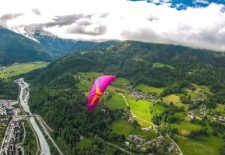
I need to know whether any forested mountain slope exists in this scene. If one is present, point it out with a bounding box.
[26,41,225,154]
[0,28,50,65]
[29,41,225,93]
[34,33,116,57]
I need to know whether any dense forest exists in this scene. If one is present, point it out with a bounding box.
[0,28,50,65]
[34,33,116,58]
[29,73,127,154]
[0,27,116,65]
[28,41,225,104]
[26,41,225,154]
[0,79,18,99]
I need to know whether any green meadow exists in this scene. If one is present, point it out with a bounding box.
[163,94,187,108]
[111,119,157,139]
[172,122,202,136]
[77,138,92,149]
[176,135,223,155]
[107,93,127,110]
[0,62,48,79]
[136,84,164,96]
[152,62,174,70]
[127,97,152,121]
[111,119,132,136]
[75,72,224,155]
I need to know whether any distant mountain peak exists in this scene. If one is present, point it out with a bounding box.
[0,28,50,65]
[10,25,56,42]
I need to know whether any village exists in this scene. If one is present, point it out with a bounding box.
[73,72,224,154]
[130,90,157,102]
[0,100,26,155]
[124,132,178,154]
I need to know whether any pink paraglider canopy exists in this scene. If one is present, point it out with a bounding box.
[87,75,116,112]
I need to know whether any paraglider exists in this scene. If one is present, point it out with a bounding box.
[87,75,116,112]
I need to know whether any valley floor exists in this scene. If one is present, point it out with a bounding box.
[0,64,224,155]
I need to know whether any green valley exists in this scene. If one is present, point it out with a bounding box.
[1,41,224,155]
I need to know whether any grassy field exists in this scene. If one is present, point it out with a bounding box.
[152,62,174,69]
[187,84,212,101]
[109,85,128,94]
[81,72,100,78]
[76,71,223,154]
[107,93,127,110]
[176,135,223,155]
[77,79,91,90]
[127,97,152,122]
[111,119,132,136]
[150,104,166,114]
[113,78,129,87]
[111,119,157,139]
[163,94,187,108]
[132,128,158,140]
[136,84,164,96]
[0,62,48,79]
[77,138,92,149]
[78,72,99,79]
[172,122,202,136]
[214,104,225,116]
[77,73,128,108]
[77,72,124,91]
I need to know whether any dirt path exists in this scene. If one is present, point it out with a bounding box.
[118,93,183,155]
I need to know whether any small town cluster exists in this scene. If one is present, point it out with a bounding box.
[0,100,27,155]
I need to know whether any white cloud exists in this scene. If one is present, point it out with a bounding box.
[32,8,41,16]
[0,0,225,51]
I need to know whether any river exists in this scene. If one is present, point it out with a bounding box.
[17,78,50,155]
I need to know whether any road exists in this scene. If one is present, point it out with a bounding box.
[119,93,156,127]
[167,135,183,155]
[36,115,64,155]
[118,93,183,155]
[0,105,25,155]
[0,118,13,154]
[105,141,132,155]
[35,115,54,133]
[17,78,51,155]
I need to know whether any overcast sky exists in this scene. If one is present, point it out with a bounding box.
[0,0,225,51]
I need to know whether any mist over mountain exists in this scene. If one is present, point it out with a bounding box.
[1,0,225,51]
[0,28,50,65]
[0,1,224,154]
[34,33,117,57]
[0,27,117,65]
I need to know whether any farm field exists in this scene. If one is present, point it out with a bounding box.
[172,122,202,136]
[0,62,48,79]
[127,97,152,121]
[136,84,164,96]
[152,62,174,70]
[163,94,187,108]
[107,93,127,110]
[75,72,224,155]
[176,135,223,155]
[111,119,157,139]
[111,119,132,136]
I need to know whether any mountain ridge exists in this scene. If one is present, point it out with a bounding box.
[25,40,225,155]
[0,28,50,65]
[34,33,117,57]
